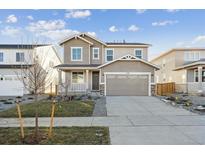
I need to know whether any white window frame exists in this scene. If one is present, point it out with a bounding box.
[0,52,3,62]
[105,48,114,62]
[16,52,25,62]
[71,47,83,61]
[71,71,85,84]
[184,52,200,61]
[92,48,100,60]
[134,48,143,59]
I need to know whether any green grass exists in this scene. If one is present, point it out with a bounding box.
[0,127,110,145]
[0,100,94,117]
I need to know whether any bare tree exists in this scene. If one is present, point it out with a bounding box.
[16,44,54,143]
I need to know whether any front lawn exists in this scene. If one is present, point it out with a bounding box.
[0,100,94,117]
[0,127,110,145]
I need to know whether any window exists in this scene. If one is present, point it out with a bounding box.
[106,49,113,62]
[93,48,99,60]
[0,52,3,62]
[72,72,84,84]
[16,52,24,62]
[184,52,200,61]
[194,69,205,82]
[71,47,82,61]
[135,49,142,59]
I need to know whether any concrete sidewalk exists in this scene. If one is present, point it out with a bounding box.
[1,115,205,144]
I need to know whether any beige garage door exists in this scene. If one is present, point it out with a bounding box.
[106,74,149,96]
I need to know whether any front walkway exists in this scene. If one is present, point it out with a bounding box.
[1,96,205,144]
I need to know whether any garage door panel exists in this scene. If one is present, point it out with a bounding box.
[106,74,149,96]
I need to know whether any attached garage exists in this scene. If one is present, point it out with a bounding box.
[0,75,24,96]
[105,73,150,96]
[98,55,159,96]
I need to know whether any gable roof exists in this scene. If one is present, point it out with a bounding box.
[59,33,106,46]
[98,54,160,70]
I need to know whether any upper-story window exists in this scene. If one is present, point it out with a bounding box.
[135,49,142,59]
[184,52,200,61]
[93,48,99,60]
[16,52,24,62]
[106,49,114,62]
[0,52,3,62]
[71,47,82,61]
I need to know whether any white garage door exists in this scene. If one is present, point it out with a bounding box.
[105,73,150,96]
[0,75,24,96]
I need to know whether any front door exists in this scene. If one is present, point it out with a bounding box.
[92,71,99,90]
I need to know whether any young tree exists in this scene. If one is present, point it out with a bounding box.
[16,44,53,143]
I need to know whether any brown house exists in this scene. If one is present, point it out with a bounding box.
[56,33,159,96]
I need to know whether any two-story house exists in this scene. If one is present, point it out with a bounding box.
[0,44,62,96]
[151,48,205,94]
[56,33,159,96]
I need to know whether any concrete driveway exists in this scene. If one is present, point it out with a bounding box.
[106,96,205,145]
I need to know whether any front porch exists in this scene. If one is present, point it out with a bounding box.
[56,65,100,94]
[175,60,205,94]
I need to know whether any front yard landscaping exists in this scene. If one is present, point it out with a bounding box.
[0,100,94,117]
[0,127,110,145]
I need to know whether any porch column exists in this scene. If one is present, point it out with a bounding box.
[58,70,62,85]
[58,69,62,95]
[86,70,89,90]
[198,66,203,93]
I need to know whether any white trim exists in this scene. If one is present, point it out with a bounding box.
[77,36,94,45]
[71,47,83,61]
[105,48,114,62]
[134,48,143,59]
[92,47,100,60]
[98,54,159,69]
[104,72,151,96]
[89,45,91,64]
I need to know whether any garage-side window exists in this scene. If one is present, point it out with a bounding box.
[135,49,142,59]
[106,49,113,62]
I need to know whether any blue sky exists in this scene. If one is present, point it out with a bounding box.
[0,9,205,59]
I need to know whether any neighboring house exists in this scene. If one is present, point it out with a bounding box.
[56,33,159,96]
[151,48,205,94]
[0,44,62,96]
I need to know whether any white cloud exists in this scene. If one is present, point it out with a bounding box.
[192,35,205,44]
[109,26,118,32]
[152,20,178,26]
[166,9,179,13]
[27,15,34,20]
[6,14,18,23]
[128,25,139,32]
[27,19,66,32]
[1,26,21,37]
[136,9,146,14]
[65,10,91,19]
[87,32,96,37]
[39,29,79,41]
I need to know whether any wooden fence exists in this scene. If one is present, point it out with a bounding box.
[156,82,175,96]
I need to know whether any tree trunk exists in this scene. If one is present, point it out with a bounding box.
[34,94,39,143]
